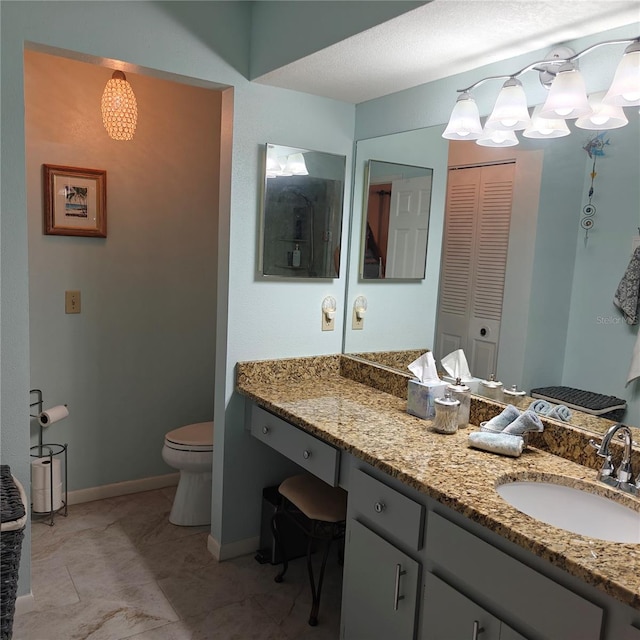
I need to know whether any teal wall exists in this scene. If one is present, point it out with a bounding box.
[563,116,640,426]
[1,0,354,596]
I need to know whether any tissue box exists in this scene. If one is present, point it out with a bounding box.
[407,379,448,419]
[442,375,482,394]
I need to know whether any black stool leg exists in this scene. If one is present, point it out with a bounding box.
[307,521,335,627]
[271,506,288,583]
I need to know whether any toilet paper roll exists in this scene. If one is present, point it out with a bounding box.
[38,405,69,427]
[31,457,62,492]
[32,483,63,513]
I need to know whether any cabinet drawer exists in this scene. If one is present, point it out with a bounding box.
[250,404,339,486]
[350,468,425,550]
[426,512,603,640]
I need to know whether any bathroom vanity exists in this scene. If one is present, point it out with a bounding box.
[237,355,640,640]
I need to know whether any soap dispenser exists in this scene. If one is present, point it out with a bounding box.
[292,244,301,268]
[447,377,471,429]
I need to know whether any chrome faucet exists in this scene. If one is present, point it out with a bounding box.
[590,423,637,495]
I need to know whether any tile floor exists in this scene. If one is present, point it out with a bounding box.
[13,487,342,640]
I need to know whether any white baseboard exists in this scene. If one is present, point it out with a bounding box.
[14,593,35,616]
[207,533,260,561]
[67,473,179,505]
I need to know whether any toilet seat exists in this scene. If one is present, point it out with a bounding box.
[164,421,213,452]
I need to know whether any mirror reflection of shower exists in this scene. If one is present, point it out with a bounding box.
[260,144,346,279]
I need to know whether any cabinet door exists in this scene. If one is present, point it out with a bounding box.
[342,519,420,640]
[500,624,528,640]
[421,572,501,640]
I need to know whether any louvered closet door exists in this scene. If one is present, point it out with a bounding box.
[435,163,515,380]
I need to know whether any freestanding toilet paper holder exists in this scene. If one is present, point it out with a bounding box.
[29,389,68,526]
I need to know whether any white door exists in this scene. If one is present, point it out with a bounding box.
[385,174,433,278]
[435,162,515,380]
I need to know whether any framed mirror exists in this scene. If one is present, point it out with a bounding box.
[259,143,346,278]
[361,160,433,280]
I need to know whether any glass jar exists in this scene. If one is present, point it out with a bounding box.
[433,393,460,434]
[480,373,503,402]
[447,377,471,428]
[503,384,527,408]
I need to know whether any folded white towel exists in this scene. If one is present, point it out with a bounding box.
[468,432,524,458]
[481,405,521,432]
[503,410,544,435]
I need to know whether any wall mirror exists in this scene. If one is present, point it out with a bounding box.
[360,160,433,280]
[260,143,345,278]
[343,116,640,432]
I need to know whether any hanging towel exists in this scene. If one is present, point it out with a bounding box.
[614,246,640,325]
[628,329,640,385]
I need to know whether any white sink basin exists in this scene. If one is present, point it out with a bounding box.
[496,479,640,543]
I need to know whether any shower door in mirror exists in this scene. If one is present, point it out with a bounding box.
[259,143,346,279]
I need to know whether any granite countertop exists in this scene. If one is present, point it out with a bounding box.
[236,355,640,611]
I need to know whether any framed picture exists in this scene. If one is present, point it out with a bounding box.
[43,164,107,237]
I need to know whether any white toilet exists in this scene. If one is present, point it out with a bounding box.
[162,421,214,526]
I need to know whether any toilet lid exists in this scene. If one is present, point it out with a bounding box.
[165,421,213,451]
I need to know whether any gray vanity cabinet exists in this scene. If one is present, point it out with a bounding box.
[422,572,526,640]
[342,519,420,640]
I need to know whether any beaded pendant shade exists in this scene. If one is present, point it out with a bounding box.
[101,70,137,141]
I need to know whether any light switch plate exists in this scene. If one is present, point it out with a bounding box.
[352,307,364,330]
[65,290,81,314]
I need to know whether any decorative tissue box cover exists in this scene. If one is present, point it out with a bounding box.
[407,379,448,419]
[442,375,482,394]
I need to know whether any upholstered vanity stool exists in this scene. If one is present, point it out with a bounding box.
[271,473,347,626]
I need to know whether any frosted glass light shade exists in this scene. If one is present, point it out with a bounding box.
[284,153,309,175]
[539,65,591,119]
[442,92,482,140]
[485,78,531,131]
[476,128,519,147]
[522,105,570,138]
[101,71,137,141]
[576,91,628,130]
[603,42,640,106]
[266,146,282,178]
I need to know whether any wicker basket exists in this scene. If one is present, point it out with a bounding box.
[0,466,27,640]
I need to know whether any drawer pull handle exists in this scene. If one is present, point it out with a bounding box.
[393,564,406,611]
[471,620,484,639]
[303,449,311,460]
[374,501,385,513]
[262,426,270,435]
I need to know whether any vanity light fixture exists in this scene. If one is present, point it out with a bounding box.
[476,128,519,147]
[485,78,531,131]
[442,36,640,146]
[101,70,137,141]
[575,91,629,130]
[265,146,309,178]
[522,105,570,139]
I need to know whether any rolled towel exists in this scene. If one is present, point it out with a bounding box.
[503,410,544,435]
[481,404,521,432]
[546,404,571,421]
[468,432,524,458]
[528,399,552,415]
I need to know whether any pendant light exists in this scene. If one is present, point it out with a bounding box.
[604,40,640,106]
[576,92,628,130]
[101,70,138,141]
[442,92,483,140]
[539,64,591,119]
[485,78,531,131]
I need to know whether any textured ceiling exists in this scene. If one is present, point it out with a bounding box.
[254,0,640,104]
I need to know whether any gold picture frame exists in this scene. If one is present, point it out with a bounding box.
[44,164,107,237]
